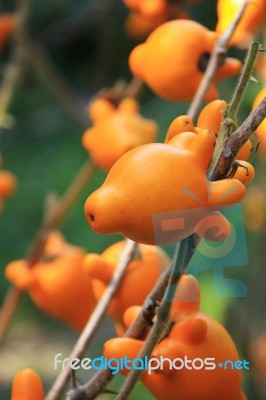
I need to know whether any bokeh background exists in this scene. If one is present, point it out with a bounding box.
[0,0,265,399]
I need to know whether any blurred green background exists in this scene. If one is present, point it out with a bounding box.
[0,0,266,399]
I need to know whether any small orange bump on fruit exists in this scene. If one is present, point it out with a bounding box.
[197,100,227,135]
[11,369,44,400]
[165,115,196,143]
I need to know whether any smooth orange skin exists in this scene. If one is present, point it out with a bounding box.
[129,20,241,102]
[0,170,17,198]
[123,0,168,18]
[165,116,196,143]
[216,0,266,48]
[11,369,44,400]
[85,130,247,245]
[197,100,227,135]
[5,232,95,330]
[0,13,17,51]
[83,97,158,171]
[236,140,252,161]
[104,275,246,400]
[83,240,170,334]
[253,87,266,149]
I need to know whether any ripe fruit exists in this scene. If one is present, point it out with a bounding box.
[11,369,44,400]
[83,240,170,335]
[216,0,266,48]
[129,20,241,101]
[104,275,246,400]
[5,231,95,330]
[83,97,158,170]
[85,129,250,245]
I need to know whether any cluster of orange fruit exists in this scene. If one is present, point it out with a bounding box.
[9,275,247,400]
[7,95,257,397]
[5,1,266,399]
[104,275,247,400]
[123,0,266,48]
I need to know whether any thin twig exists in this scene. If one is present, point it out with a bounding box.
[187,0,249,121]
[45,239,138,400]
[0,159,96,342]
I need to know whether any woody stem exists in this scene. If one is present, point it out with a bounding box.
[208,41,260,177]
